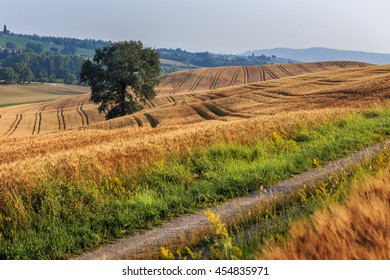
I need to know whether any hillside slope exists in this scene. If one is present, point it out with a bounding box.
[0,61,370,137]
[245,47,390,64]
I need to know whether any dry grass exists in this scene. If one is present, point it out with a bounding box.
[259,164,390,260]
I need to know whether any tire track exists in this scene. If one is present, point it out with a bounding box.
[209,67,227,89]
[316,62,328,71]
[145,100,155,109]
[76,99,86,126]
[243,66,250,84]
[229,67,242,86]
[277,64,293,76]
[80,100,90,126]
[257,66,266,81]
[334,62,345,69]
[76,99,90,126]
[166,96,176,103]
[296,64,311,73]
[32,105,47,135]
[263,66,279,79]
[189,68,211,92]
[170,70,195,95]
[157,74,176,93]
[5,109,29,136]
[57,99,71,131]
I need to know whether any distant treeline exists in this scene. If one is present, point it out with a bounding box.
[0,51,83,84]
[11,33,111,51]
[158,48,276,67]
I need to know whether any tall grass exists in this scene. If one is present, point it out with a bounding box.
[0,109,389,259]
[259,162,390,260]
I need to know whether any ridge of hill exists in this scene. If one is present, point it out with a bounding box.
[243,47,390,65]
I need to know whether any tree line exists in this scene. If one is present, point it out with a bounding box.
[158,48,275,67]
[8,32,111,51]
[0,51,83,84]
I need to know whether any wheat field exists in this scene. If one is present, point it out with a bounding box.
[1,61,390,259]
[0,61,389,193]
[0,61,371,137]
[260,163,390,260]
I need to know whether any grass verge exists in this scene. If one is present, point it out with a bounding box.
[0,108,389,259]
[163,149,390,260]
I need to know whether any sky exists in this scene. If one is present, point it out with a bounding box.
[1,0,390,54]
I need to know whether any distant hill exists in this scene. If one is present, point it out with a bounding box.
[243,48,390,65]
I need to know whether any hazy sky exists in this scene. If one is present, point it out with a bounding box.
[2,0,390,54]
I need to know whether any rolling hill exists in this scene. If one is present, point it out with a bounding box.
[0,61,371,137]
[1,59,390,259]
[244,48,390,65]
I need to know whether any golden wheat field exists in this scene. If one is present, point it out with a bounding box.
[0,83,89,105]
[260,163,390,260]
[0,61,389,195]
[0,61,371,137]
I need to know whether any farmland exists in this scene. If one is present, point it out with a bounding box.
[0,61,389,259]
[0,83,89,106]
[0,61,371,136]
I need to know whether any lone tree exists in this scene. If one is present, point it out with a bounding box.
[80,41,161,119]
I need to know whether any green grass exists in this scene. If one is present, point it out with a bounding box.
[197,149,390,260]
[0,109,389,259]
[0,35,94,57]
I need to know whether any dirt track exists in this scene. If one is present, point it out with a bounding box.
[74,140,390,260]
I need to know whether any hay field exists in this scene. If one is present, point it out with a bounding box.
[0,83,89,106]
[0,61,372,137]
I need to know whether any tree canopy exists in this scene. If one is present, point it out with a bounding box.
[80,41,161,120]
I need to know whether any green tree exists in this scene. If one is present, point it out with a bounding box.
[13,64,33,83]
[80,41,161,119]
[25,42,44,54]
[0,67,17,84]
[6,42,17,49]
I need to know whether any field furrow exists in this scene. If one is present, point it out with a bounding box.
[170,70,195,94]
[229,67,242,86]
[277,64,293,76]
[189,68,211,92]
[243,66,250,84]
[316,62,328,70]
[209,67,227,89]
[32,105,47,135]
[258,66,266,81]
[296,64,311,73]
[263,66,279,79]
